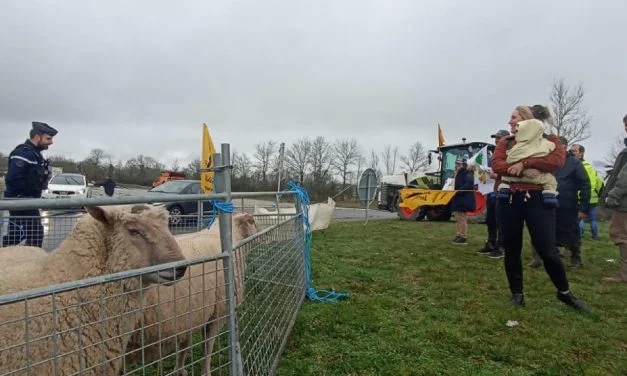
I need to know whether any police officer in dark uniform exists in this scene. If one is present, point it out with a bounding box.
[2,121,58,247]
[94,175,116,197]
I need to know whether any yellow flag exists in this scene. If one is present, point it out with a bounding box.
[437,123,445,147]
[201,123,216,193]
[398,188,457,211]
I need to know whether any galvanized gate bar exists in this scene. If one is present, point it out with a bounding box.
[0,193,226,211]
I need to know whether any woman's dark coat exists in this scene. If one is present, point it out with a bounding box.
[451,168,476,212]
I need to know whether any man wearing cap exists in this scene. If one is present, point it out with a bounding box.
[478,129,509,258]
[2,121,58,247]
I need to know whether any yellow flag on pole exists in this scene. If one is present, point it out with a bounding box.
[437,123,445,147]
[201,123,216,193]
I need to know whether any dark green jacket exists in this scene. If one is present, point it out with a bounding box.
[602,146,627,212]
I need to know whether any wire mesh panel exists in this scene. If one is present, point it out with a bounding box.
[122,255,233,376]
[0,264,196,376]
[0,212,81,251]
[0,192,309,376]
[1,211,209,251]
[238,215,307,376]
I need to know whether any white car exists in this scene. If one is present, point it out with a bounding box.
[43,173,91,199]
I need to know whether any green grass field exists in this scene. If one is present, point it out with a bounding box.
[276,220,627,376]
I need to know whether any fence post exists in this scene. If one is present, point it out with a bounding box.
[215,143,244,376]
[0,179,4,240]
[292,190,308,299]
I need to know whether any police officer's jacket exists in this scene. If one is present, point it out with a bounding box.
[4,140,51,198]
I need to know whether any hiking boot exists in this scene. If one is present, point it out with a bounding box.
[488,249,504,259]
[452,237,468,245]
[478,241,493,254]
[510,293,524,306]
[557,291,590,313]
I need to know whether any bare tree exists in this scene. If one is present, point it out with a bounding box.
[332,138,361,189]
[169,158,181,172]
[253,140,277,183]
[400,141,428,173]
[86,148,111,166]
[368,149,382,181]
[355,155,366,184]
[380,144,399,175]
[547,78,591,144]
[605,136,624,165]
[184,158,202,179]
[233,151,253,179]
[308,136,333,182]
[285,138,312,183]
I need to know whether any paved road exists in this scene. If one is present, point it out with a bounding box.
[1,193,398,252]
[333,207,397,221]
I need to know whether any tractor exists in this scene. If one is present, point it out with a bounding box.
[378,139,495,222]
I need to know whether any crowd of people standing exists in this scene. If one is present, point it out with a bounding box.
[454,106,624,313]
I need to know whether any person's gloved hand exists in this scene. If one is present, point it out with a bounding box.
[606,196,620,208]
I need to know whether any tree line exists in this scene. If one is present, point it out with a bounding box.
[0,138,429,200]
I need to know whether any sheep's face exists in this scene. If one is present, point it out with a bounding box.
[233,213,261,241]
[85,204,188,285]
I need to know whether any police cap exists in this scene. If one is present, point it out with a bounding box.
[32,121,58,136]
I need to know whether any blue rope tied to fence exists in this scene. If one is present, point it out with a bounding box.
[202,199,235,229]
[283,180,349,303]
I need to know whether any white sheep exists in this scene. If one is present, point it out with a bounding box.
[124,212,261,376]
[0,204,188,376]
[0,246,48,273]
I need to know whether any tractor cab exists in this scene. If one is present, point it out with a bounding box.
[427,139,495,189]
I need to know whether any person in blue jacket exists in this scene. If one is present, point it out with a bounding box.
[2,121,58,247]
[452,157,477,245]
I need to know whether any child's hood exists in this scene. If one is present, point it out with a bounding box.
[515,119,545,143]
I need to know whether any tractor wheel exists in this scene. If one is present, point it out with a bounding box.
[397,206,419,220]
[425,205,452,222]
[467,192,488,224]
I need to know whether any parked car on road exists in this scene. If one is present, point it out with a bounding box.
[147,179,213,226]
[43,173,91,199]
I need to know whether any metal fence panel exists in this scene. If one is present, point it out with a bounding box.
[0,200,307,376]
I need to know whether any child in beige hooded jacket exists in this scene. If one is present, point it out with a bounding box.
[498,119,559,206]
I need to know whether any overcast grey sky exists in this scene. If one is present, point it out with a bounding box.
[0,0,624,171]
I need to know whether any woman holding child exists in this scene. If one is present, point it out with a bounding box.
[491,105,589,312]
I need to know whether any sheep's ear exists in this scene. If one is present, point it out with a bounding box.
[85,206,112,226]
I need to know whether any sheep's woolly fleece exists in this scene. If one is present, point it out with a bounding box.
[0,204,186,376]
[124,212,261,375]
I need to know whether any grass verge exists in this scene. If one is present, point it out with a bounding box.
[276,219,627,376]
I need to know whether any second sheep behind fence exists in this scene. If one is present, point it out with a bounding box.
[123,212,262,376]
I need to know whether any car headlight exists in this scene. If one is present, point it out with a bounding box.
[77,189,85,194]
